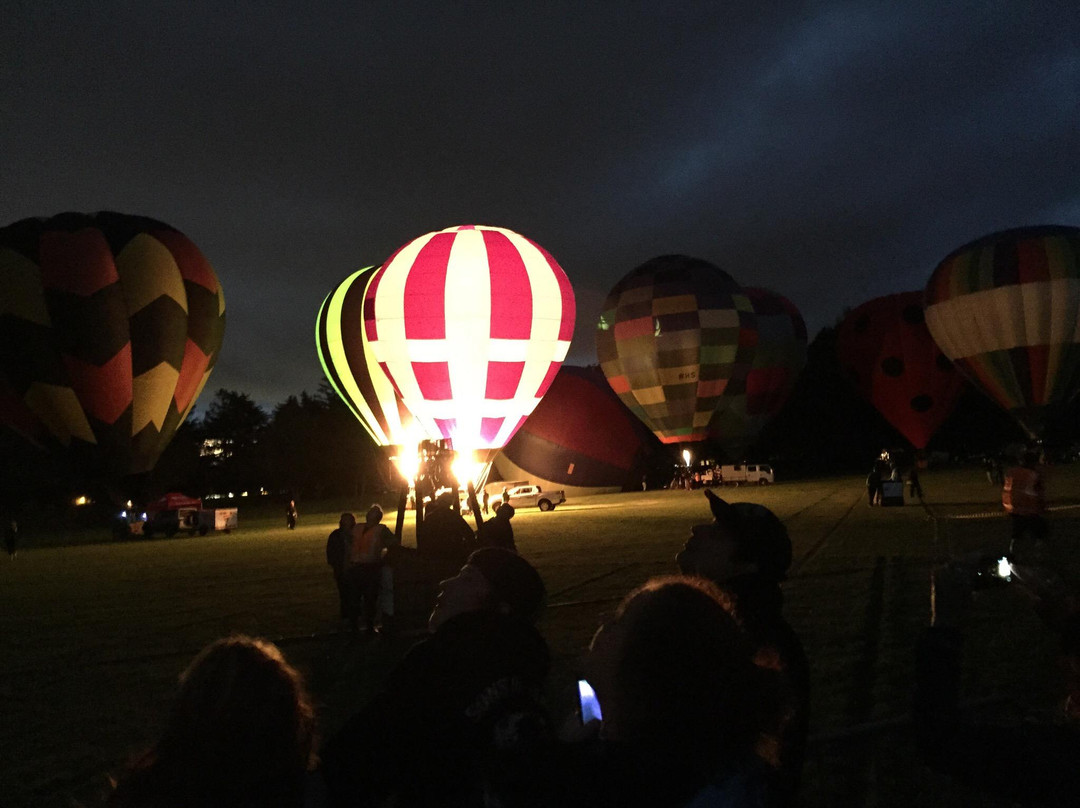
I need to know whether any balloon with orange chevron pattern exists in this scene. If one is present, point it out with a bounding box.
[0,211,226,478]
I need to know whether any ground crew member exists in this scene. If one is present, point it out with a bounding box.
[1002,450,1048,557]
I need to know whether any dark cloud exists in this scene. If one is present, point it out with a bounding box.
[3,1,1077,409]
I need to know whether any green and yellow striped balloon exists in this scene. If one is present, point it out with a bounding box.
[315,266,418,448]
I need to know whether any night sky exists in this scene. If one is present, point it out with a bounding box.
[4,1,1078,410]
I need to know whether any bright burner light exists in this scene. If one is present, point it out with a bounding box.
[451,452,485,489]
[391,450,421,483]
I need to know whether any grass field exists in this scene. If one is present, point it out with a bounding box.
[2,466,1079,807]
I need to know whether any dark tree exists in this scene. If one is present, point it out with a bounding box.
[753,325,909,476]
[146,419,206,496]
[200,389,269,496]
[259,382,380,500]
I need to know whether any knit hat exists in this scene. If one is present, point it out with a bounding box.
[704,489,792,582]
[467,547,546,622]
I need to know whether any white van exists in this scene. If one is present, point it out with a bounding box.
[717,463,775,486]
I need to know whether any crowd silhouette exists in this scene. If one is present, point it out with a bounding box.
[107,478,1080,808]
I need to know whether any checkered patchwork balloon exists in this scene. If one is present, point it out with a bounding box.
[596,255,757,444]
[0,211,225,477]
[316,266,421,448]
[363,225,576,452]
[708,287,807,452]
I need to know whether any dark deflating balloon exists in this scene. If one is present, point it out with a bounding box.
[836,292,964,449]
[708,287,807,453]
[596,255,756,444]
[925,225,1080,440]
[494,365,657,494]
[0,212,225,477]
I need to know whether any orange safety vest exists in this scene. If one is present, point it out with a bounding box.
[350,524,383,565]
[1002,466,1043,515]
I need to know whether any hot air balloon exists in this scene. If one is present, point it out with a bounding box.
[596,255,756,444]
[0,212,225,479]
[494,365,660,496]
[316,266,423,450]
[925,225,1080,440]
[708,287,807,454]
[363,225,576,457]
[836,291,964,449]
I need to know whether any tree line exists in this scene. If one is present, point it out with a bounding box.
[2,326,1076,515]
[0,381,388,512]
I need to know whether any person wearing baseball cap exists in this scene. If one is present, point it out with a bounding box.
[427,546,544,630]
[677,489,809,808]
[321,548,550,807]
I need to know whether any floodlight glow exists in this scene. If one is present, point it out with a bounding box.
[682,449,692,467]
[998,557,1012,578]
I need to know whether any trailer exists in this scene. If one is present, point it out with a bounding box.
[115,493,238,539]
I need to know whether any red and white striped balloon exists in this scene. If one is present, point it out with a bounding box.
[364,225,576,452]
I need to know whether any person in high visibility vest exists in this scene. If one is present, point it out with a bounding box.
[1002,450,1048,557]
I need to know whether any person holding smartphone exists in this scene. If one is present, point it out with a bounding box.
[560,576,769,808]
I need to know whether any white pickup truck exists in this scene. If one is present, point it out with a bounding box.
[496,484,566,512]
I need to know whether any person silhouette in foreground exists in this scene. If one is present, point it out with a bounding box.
[676,489,810,807]
[417,491,475,568]
[914,559,1080,806]
[476,502,516,551]
[326,512,354,627]
[321,547,550,808]
[566,576,769,807]
[109,636,316,808]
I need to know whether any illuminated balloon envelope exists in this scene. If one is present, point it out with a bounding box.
[0,211,226,478]
[596,255,756,444]
[836,291,965,449]
[316,266,423,449]
[363,225,576,454]
[925,225,1080,439]
[494,365,658,495]
[708,287,807,452]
